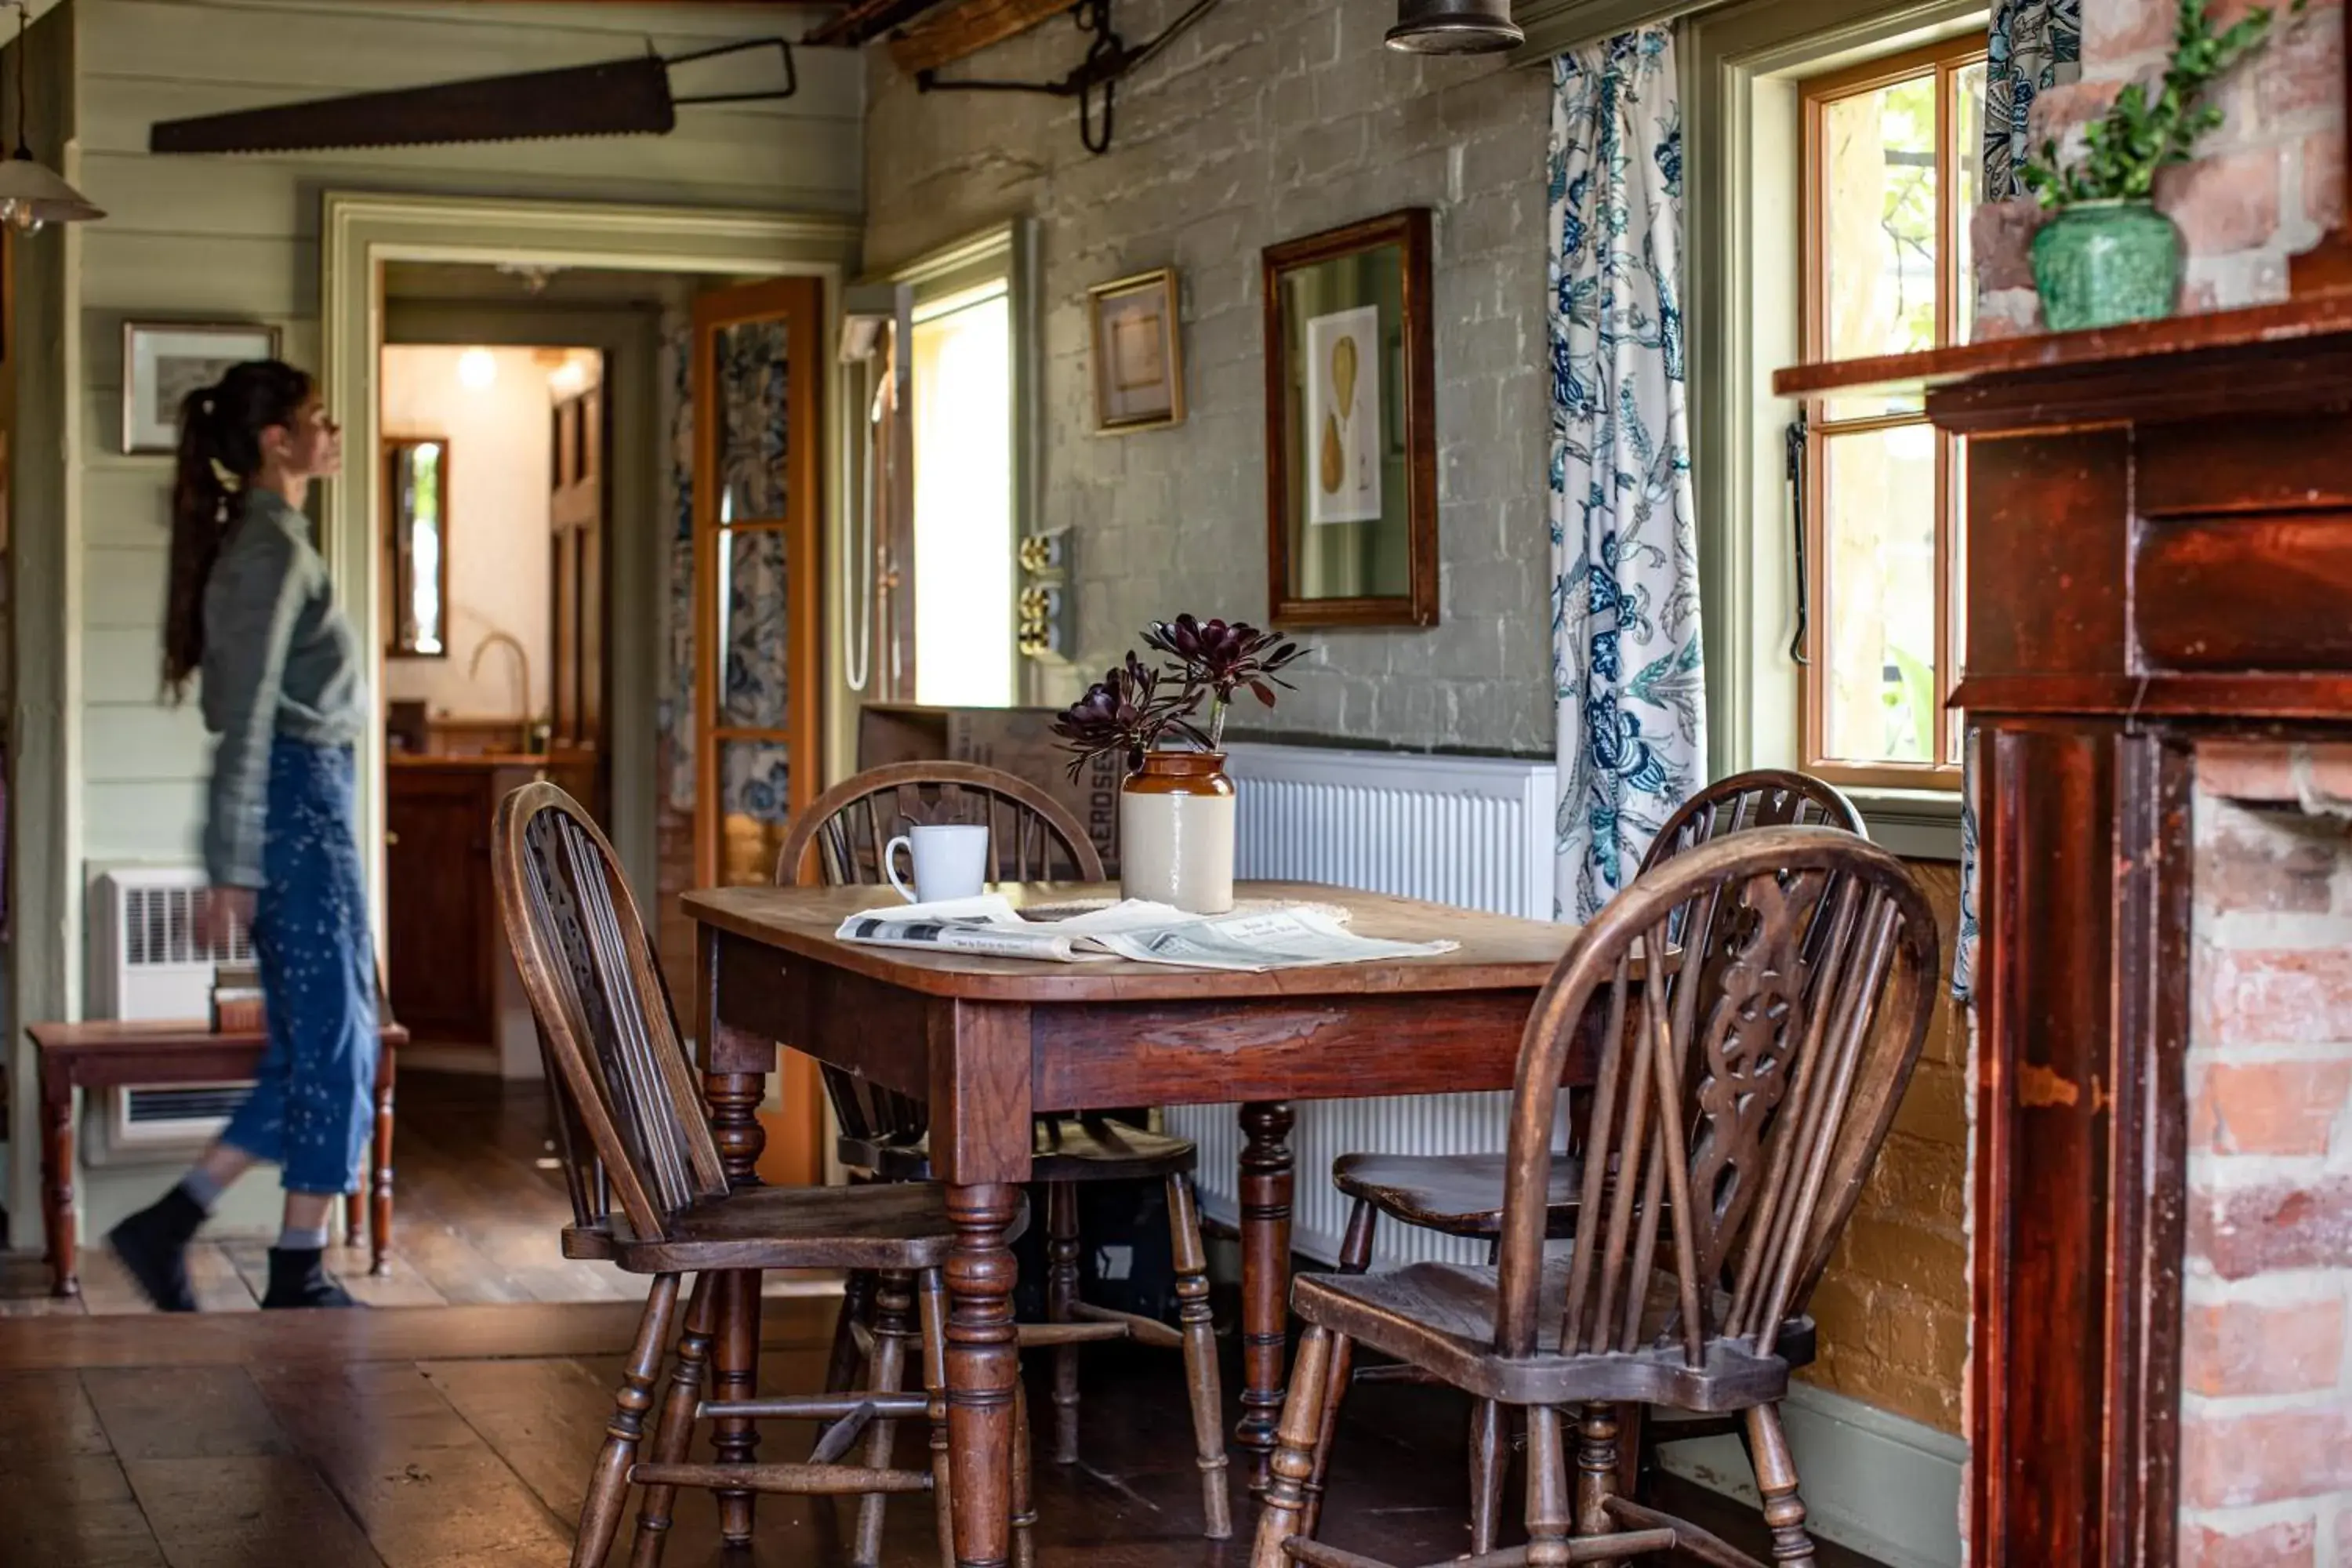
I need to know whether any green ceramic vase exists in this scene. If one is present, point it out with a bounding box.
[2031,198,2183,332]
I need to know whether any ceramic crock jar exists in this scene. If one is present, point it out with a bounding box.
[1119,750,1236,914]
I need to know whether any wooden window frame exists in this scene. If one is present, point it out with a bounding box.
[1797,35,1983,791]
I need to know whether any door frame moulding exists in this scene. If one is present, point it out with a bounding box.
[319,191,859,957]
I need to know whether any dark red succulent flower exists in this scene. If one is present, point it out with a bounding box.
[1048,651,1204,779]
[1143,614,1307,706]
[1142,614,1308,745]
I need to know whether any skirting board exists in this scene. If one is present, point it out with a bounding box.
[1656,1380,1965,1568]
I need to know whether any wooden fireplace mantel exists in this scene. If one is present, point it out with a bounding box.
[1777,299,2352,1565]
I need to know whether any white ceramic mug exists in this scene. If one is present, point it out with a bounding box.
[884,822,990,904]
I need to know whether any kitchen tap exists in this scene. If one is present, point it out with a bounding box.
[469,630,534,742]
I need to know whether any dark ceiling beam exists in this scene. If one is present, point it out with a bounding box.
[803,0,955,46]
[887,0,1072,74]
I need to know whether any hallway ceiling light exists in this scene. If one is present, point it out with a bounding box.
[0,1,102,231]
[458,349,498,390]
[1385,0,1524,55]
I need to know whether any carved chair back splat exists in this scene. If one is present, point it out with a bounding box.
[1498,826,1937,1368]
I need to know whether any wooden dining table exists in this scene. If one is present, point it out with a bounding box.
[683,879,1592,1568]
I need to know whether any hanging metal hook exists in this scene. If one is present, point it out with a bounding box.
[915,0,1222,157]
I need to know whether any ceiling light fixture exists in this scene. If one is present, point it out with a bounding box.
[458,348,498,390]
[0,1,102,232]
[1385,0,1525,55]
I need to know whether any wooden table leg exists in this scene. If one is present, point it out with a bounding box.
[368,1044,395,1276]
[1236,1098,1296,1489]
[698,923,777,1544]
[42,1075,78,1299]
[945,1181,1022,1568]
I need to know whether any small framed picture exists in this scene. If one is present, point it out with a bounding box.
[1087,267,1185,432]
[122,321,283,455]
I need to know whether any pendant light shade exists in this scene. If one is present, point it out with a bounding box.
[1385,0,1524,54]
[2,0,102,233]
[0,147,102,232]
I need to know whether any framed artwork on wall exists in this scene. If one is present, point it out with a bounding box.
[1087,267,1185,432]
[1262,209,1437,628]
[122,320,283,455]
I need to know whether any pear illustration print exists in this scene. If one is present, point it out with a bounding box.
[1305,305,1382,525]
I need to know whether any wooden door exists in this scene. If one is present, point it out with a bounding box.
[547,383,605,818]
[691,276,826,1185]
[385,768,495,1047]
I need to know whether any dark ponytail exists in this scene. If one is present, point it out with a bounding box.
[163,359,312,700]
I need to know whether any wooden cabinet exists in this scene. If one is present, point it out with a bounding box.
[386,763,497,1048]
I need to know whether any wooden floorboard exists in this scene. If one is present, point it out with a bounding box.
[0,1296,838,1373]
[0,1078,1892,1567]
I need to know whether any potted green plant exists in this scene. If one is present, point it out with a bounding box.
[2020,0,2293,331]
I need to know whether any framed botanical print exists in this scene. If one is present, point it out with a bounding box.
[1088,267,1185,432]
[122,321,282,455]
[1262,209,1437,627]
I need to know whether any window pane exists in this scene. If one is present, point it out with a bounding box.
[1955,60,1987,345]
[717,528,789,728]
[714,318,789,524]
[717,739,793,887]
[1823,75,1939,364]
[1820,423,1938,764]
[911,290,1015,708]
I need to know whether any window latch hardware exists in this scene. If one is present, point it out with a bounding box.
[1785,412,1809,668]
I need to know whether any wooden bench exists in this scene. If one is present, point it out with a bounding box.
[27,1018,404,1298]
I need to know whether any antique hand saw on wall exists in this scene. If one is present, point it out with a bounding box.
[148,38,797,154]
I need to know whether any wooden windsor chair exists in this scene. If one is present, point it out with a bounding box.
[496,781,1029,1568]
[1317,771,1864,1540]
[779,760,1233,1540]
[1327,771,1864,1262]
[1253,826,1937,1568]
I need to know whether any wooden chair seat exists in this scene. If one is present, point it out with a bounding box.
[1294,1257,1809,1412]
[867,1115,1198,1185]
[1330,1151,1584,1241]
[555,1181,1022,1274]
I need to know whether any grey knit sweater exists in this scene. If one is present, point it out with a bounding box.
[201,488,367,888]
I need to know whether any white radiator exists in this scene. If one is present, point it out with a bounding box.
[1166,742,1559,1270]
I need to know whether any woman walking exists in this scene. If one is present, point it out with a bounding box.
[108,360,375,1311]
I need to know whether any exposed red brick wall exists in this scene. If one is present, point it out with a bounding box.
[2181,743,2352,1560]
[1976,0,2347,337]
[1798,861,1971,1433]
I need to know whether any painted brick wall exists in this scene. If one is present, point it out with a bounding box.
[862,0,1554,753]
[2180,743,2352,1565]
[1976,0,2347,336]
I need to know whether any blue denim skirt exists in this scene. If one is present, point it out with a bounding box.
[220,739,379,1194]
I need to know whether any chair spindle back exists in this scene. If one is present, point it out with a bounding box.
[778,760,1107,890]
[494,782,731,1243]
[1640,768,1864,875]
[775,762,1106,1149]
[1494,827,1936,1371]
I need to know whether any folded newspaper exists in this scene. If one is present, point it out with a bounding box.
[835,895,1459,971]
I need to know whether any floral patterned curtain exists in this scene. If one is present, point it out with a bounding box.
[1548,27,1706,922]
[1985,0,2082,199]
